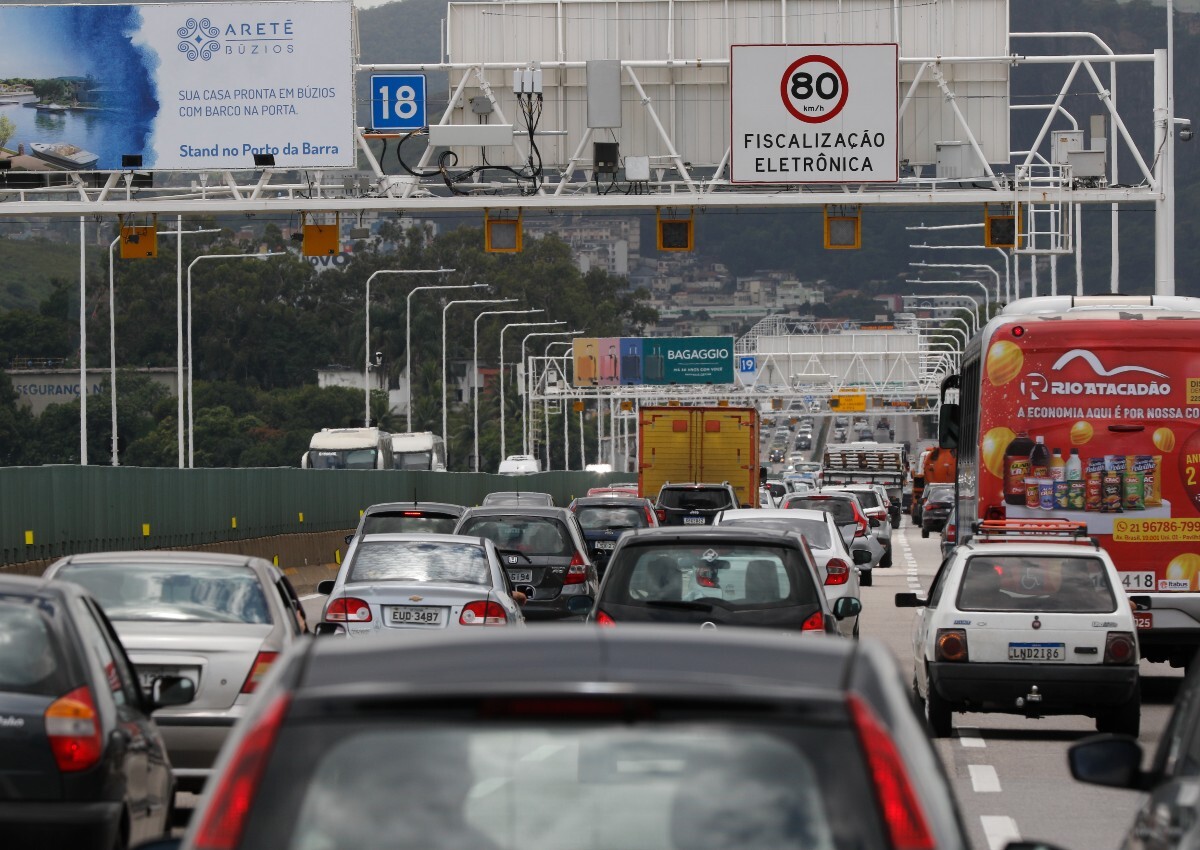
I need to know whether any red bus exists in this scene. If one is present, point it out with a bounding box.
[946,295,1200,670]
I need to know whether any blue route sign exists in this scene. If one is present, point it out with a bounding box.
[739,356,757,373]
[371,74,426,130]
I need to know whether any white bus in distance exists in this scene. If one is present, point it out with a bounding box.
[391,432,447,471]
[301,427,393,469]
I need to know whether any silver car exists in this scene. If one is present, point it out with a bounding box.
[317,533,525,635]
[825,484,894,568]
[43,551,308,793]
[714,508,868,638]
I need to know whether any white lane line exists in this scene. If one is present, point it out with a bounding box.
[300,593,322,601]
[468,777,510,799]
[957,728,986,748]
[969,764,1002,793]
[521,742,565,762]
[980,816,1020,850]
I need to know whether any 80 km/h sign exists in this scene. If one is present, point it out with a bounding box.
[731,44,898,184]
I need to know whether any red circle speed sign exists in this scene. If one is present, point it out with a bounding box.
[780,55,849,123]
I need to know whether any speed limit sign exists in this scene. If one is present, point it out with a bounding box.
[731,44,898,184]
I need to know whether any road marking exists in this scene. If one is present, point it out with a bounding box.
[957,728,986,748]
[980,816,1020,850]
[969,764,1001,793]
[521,742,565,762]
[468,777,510,798]
[300,593,322,601]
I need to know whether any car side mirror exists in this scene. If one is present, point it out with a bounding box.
[938,403,960,450]
[832,597,862,620]
[852,549,872,566]
[316,579,336,595]
[895,592,926,608]
[150,675,195,709]
[566,595,594,616]
[1068,736,1147,790]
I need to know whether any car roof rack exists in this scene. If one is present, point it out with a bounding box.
[969,519,1099,549]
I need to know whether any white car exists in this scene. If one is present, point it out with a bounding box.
[779,491,884,585]
[714,508,870,638]
[896,522,1140,738]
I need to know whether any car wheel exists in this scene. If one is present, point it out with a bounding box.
[925,680,953,738]
[1096,690,1141,738]
[859,570,873,587]
[921,527,930,538]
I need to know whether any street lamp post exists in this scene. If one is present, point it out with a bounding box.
[522,330,580,458]
[546,342,574,470]
[909,261,1004,307]
[473,308,542,472]
[187,251,284,468]
[908,318,968,350]
[362,268,455,428]
[905,295,980,334]
[910,278,992,318]
[499,321,565,461]
[442,298,516,464]
[406,282,485,432]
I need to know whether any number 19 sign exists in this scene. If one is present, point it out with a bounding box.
[730,44,897,184]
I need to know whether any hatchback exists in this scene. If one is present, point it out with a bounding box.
[0,574,192,850]
[581,526,860,633]
[897,520,1140,737]
[655,482,740,526]
[920,485,955,537]
[176,628,974,850]
[779,491,883,585]
[568,496,658,575]
[316,534,525,634]
[44,552,309,793]
[341,501,465,558]
[455,506,598,619]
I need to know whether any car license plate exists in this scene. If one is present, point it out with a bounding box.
[1120,571,1156,591]
[595,541,616,551]
[386,606,444,626]
[1007,643,1065,661]
[1135,612,1154,630]
[508,570,533,583]
[682,517,706,525]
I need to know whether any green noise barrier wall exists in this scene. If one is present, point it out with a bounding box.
[0,466,623,567]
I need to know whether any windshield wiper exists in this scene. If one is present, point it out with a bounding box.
[643,599,714,612]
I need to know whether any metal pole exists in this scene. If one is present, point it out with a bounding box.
[108,235,119,466]
[473,308,541,471]
[521,330,577,458]
[909,262,1002,306]
[500,321,565,460]
[443,298,515,466]
[405,279,476,433]
[176,215,184,468]
[79,217,87,466]
[1154,47,1175,295]
[905,295,980,333]
[909,277,991,317]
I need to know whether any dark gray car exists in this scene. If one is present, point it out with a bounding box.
[454,506,597,620]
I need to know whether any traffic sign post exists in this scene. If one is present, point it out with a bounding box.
[739,355,757,373]
[730,44,898,184]
[371,74,427,130]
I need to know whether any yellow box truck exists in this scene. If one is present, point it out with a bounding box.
[637,406,760,508]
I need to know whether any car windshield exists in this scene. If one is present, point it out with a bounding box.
[658,489,733,511]
[307,448,378,470]
[575,506,647,531]
[348,541,491,585]
[57,563,271,624]
[956,555,1118,613]
[720,518,832,550]
[394,451,434,471]
[272,719,874,850]
[459,517,574,557]
[361,512,459,535]
[0,601,68,697]
[607,544,816,608]
[785,497,855,525]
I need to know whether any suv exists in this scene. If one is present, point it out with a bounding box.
[654,483,740,526]
[920,486,955,537]
[897,520,1140,738]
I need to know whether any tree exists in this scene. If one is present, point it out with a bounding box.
[0,114,15,151]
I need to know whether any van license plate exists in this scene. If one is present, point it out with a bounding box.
[1007,643,1065,661]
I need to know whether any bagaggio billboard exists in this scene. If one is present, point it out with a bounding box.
[0,1,354,171]
[572,336,734,386]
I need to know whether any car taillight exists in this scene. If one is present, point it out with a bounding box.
[193,693,291,850]
[848,696,936,850]
[240,651,279,695]
[1104,631,1137,665]
[656,509,666,522]
[325,597,372,622]
[45,686,102,773]
[824,558,849,586]
[564,552,588,584]
[935,628,969,662]
[945,523,956,543]
[460,601,508,625]
[855,518,869,538]
[596,610,616,627]
[801,611,824,632]
[644,505,656,525]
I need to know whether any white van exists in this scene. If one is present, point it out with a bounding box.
[390,432,447,471]
[498,454,540,474]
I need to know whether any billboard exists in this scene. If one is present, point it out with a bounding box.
[573,337,734,387]
[0,1,354,171]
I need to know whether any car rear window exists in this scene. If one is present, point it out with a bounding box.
[785,497,855,525]
[58,563,272,624]
[606,544,817,608]
[720,518,831,550]
[658,489,734,510]
[260,717,882,850]
[459,517,574,557]
[0,601,68,697]
[348,541,491,585]
[841,490,880,509]
[361,512,459,535]
[926,490,954,505]
[956,555,1118,613]
[575,506,648,531]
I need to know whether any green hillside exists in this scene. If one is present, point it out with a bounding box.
[0,238,96,312]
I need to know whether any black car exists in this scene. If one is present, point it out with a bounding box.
[175,628,974,850]
[920,487,955,537]
[567,496,658,576]
[583,526,860,632]
[454,506,598,619]
[0,574,194,850]
[655,482,740,526]
[795,433,812,451]
[767,447,785,463]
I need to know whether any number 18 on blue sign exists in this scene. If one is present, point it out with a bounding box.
[371,75,426,130]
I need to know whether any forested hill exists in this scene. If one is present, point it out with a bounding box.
[355,0,1197,295]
